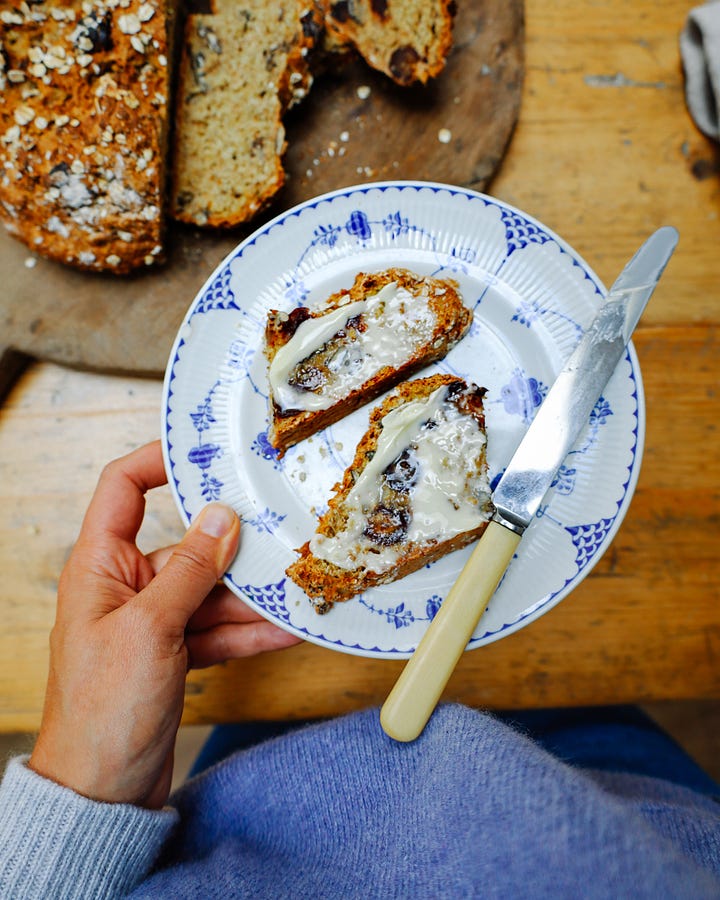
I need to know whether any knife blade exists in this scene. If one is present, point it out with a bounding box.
[380,225,679,743]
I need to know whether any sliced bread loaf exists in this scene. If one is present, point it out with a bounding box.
[0,0,176,273]
[265,267,472,455]
[324,0,456,85]
[170,0,324,227]
[287,373,493,612]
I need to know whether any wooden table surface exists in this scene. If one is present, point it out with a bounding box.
[1,0,719,732]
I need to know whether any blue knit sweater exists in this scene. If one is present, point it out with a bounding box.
[1,705,719,898]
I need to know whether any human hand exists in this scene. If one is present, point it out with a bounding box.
[28,441,300,810]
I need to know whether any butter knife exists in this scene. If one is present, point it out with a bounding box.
[380,225,679,742]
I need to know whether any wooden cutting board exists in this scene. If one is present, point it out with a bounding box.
[0,0,524,399]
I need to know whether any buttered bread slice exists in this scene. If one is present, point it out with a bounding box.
[265,268,472,455]
[287,374,493,613]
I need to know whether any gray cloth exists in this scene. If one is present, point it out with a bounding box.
[680,0,720,140]
[0,756,177,898]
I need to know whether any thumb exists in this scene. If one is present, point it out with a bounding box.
[135,503,240,634]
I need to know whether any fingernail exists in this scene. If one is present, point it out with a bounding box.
[196,503,237,538]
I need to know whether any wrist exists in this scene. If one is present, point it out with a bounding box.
[29,727,175,809]
[28,739,98,803]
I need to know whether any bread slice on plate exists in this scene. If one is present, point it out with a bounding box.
[324,0,456,85]
[265,267,472,455]
[170,0,324,227]
[0,0,177,273]
[286,373,493,613]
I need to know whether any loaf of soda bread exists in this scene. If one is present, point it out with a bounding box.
[0,0,177,273]
[170,0,324,227]
[287,373,493,613]
[324,0,456,85]
[0,1,457,266]
[265,268,472,455]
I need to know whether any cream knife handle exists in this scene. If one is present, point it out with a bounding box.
[380,520,521,742]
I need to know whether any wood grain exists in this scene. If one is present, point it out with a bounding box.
[0,0,524,386]
[1,0,719,731]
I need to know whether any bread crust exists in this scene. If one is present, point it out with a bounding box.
[287,373,492,613]
[0,0,176,273]
[265,267,472,455]
[324,0,456,85]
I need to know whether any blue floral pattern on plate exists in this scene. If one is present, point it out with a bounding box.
[163,182,644,659]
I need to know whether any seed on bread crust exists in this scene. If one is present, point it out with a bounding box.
[0,0,175,274]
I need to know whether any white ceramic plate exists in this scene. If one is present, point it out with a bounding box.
[162,181,644,659]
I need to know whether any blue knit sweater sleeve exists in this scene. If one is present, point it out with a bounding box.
[0,756,177,899]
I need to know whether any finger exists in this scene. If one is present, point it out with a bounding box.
[145,556,261,632]
[80,441,167,546]
[186,621,302,669]
[148,557,263,632]
[134,503,240,637]
[146,545,174,575]
[187,586,265,632]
